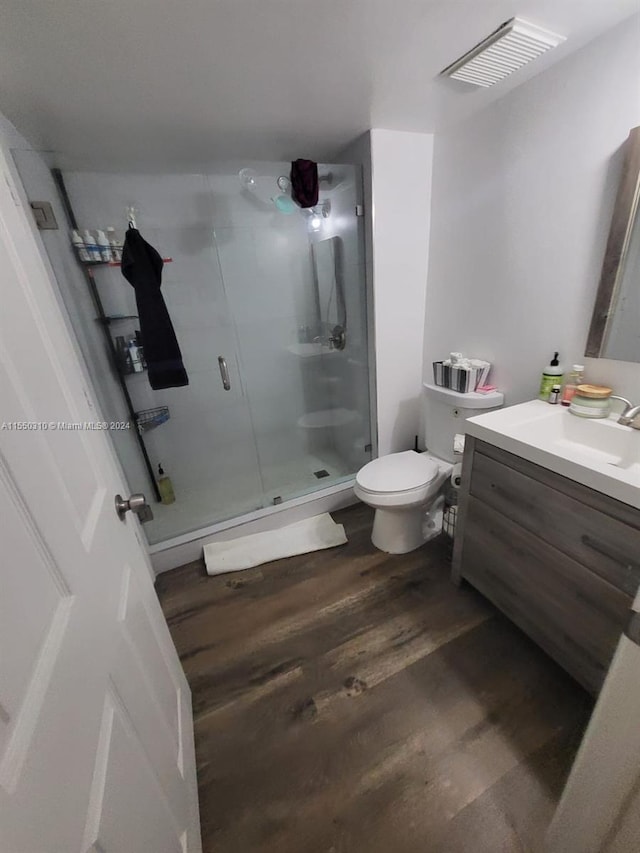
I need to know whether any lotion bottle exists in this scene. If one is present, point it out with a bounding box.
[157,464,175,505]
[539,352,563,401]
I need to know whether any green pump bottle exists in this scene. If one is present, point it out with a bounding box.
[157,463,176,505]
[539,352,563,401]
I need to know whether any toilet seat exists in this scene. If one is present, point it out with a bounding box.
[355,481,432,507]
[356,450,439,495]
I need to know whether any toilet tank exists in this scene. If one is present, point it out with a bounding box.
[422,382,504,462]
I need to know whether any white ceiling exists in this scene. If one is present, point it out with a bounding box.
[1,0,638,169]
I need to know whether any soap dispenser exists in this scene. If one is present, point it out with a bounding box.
[157,464,175,505]
[539,352,563,401]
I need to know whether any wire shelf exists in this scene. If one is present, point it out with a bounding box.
[443,504,458,539]
[73,246,173,267]
[135,406,170,434]
[96,314,139,325]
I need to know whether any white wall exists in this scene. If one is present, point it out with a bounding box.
[425,16,640,406]
[371,129,434,454]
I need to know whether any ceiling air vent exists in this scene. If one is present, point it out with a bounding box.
[441,18,566,88]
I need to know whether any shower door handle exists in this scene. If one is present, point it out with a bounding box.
[218,356,231,390]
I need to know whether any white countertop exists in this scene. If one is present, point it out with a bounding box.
[465,400,640,510]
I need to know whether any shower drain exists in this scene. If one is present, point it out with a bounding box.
[313,469,330,479]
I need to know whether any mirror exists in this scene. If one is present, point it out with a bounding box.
[586,126,640,361]
[311,236,346,345]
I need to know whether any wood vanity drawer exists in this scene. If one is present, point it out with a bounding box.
[461,496,630,693]
[470,442,640,597]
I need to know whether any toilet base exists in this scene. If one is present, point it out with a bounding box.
[371,501,442,555]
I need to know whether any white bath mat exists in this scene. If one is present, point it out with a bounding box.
[203,513,347,576]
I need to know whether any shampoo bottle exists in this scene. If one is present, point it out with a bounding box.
[106,226,123,262]
[71,229,90,262]
[82,229,101,262]
[539,352,563,401]
[96,229,112,262]
[157,464,175,505]
[82,228,102,261]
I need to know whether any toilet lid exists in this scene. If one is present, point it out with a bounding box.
[356,451,439,493]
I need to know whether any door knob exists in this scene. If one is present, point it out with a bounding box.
[115,493,154,522]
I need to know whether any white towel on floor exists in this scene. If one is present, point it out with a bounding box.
[203,513,347,576]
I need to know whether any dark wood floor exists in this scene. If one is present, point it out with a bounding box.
[156,504,593,853]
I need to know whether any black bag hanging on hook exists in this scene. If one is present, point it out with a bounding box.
[290,159,319,208]
[121,228,189,390]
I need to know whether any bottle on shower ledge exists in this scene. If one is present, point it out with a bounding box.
[96,229,112,262]
[107,226,123,262]
[82,229,101,262]
[157,464,176,505]
[71,229,90,262]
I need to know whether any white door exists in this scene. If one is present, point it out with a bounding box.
[0,149,201,851]
[547,590,640,852]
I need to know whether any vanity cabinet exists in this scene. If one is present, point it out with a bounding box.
[452,436,640,694]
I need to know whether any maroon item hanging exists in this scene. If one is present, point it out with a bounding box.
[290,159,319,208]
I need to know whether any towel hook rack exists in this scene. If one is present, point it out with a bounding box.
[126,205,138,229]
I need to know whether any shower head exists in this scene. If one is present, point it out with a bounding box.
[239,167,258,190]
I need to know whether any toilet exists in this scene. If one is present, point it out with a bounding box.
[355,383,504,554]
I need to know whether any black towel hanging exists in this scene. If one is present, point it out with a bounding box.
[120,228,188,390]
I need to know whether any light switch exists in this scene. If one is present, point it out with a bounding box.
[30,201,58,230]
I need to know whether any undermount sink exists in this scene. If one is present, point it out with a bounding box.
[465,400,640,508]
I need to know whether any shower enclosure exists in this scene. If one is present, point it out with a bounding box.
[14,154,373,548]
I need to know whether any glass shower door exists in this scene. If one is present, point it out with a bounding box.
[129,175,267,542]
[213,162,372,506]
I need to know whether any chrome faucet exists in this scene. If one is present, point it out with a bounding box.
[611,396,640,428]
[312,325,346,351]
